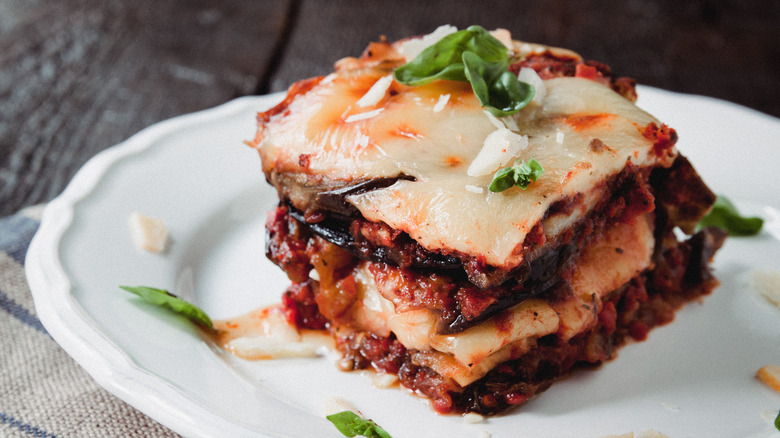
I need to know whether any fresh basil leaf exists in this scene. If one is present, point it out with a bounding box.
[775,408,780,432]
[119,286,214,330]
[489,158,544,192]
[697,195,763,236]
[464,51,535,116]
[488,70,535,116]
[326,411,392,438]
[513,158,544,189]
[395,25,534,117]
[461,25,508,63]
[488,166,516,192]
[395,60,467,86]
[462,50,503,100]
[394,25,506,86]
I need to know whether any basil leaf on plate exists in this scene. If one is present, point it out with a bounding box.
[119,285,214,330]
[775,408,780,432]
[697,195,763,236]
[326,410,392,438]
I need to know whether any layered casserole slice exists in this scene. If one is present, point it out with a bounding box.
[248,26,725,415]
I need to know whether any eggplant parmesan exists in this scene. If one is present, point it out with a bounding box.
[248,26,725,415]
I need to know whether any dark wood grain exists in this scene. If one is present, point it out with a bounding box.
[1,0,779,217]
[0,0,291,216]
[270,0,780,116]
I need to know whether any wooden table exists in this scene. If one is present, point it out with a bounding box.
[1,0,778,217]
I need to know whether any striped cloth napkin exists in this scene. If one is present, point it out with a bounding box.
[0,206,180,438]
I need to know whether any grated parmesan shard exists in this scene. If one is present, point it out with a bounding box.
[128,211,169,253]
[246,26,726,415]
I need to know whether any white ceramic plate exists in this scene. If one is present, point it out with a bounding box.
[27,88,780,438]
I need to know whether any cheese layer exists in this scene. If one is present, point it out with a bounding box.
[257,40,675,269]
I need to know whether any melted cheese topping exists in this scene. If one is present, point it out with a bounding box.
[256,34,675,270]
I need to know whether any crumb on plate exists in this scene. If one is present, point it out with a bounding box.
[757,364,780,393]
[128,211,169,253]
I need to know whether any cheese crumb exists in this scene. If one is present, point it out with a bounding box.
[761,408,780,423]
[501,115,520,132]
[433,93,450,113]
[757,364,780,393]
[484,110,505,129]
[323,397,361,417]
[489,28,513,51]
[517,67,546,105]
[370,372,399,388]
[128,211,169,253]
[399,25,458,62]
[356,75,393,108]
[672,226,688,242]
[357,133,370,148]
[518,43,534,53]
[467,127,528,177]
[555,130,565,144]
[465,185,484,194]
[462,412,485,424]
[345,108,384,123]
[228,336,320,359]
[749,269,780,309]
[483,109,519,131]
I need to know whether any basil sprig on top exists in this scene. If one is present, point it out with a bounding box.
[119,285,214,331]
[394,25,533,117]
[489,158,544,192]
